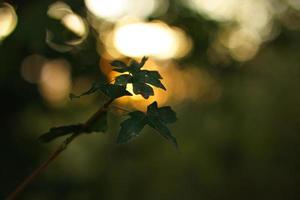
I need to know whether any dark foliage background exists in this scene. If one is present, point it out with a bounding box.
[0,0,299,199]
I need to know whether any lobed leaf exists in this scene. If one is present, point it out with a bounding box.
[147,102,177,124]
[117,101,178,147]
[115,74,132,86]
[111,57,148,74]
[70,83,132,100]
[99,84,132,99]
[111,57,165,99]
[135,70,166,90]
[132,82,154,99]
[147,115,178,148]
[117,111,148,144]
[111,60,127,68]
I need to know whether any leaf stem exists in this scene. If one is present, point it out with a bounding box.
[6,99,114,200]
[110,105,132,113]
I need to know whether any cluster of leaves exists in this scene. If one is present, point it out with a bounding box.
[118,102,177,147]
[112,57,166,99]
[39,57,178,147]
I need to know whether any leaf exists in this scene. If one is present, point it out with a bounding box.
[88,111,108,133]
[143,70,162,79]
[38,124,84,142]
[117,101,178,147]
[139,56,148,68]
[128,56,148,72]
[115,74,132,86]
[147,101,178,147]
[111,60,127,68]
[111,57,148,73]
[111,60,129,73]
[147,102,177,124]
[129,60,140,72]
[110,57,163,99]
[117,111,148,143]
[147,116,178,148]
[70,83,132,99]
[113,68,129,73]
[99,84,132,99]
[136,70,166,90]
[132,82,154,99]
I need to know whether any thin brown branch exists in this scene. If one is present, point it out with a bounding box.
[6,99,114,200]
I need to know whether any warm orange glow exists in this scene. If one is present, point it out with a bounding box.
[101,58,220,110]
[0,3,17,41]
[39,59,71,104]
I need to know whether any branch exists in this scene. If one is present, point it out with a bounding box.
[6,99,114,200]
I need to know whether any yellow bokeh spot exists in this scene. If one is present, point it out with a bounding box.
[39,59,71,105]
[227,28,261,62]
[84,0,162,21]
[21,54,47,84]
[112,21,192,60]
[47,1,72,19]
[0,3,17,41]
[46,2,88,49]
[85,0,127,21]
[62,13,87,37]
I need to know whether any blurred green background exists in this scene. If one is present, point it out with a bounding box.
[1,0,299,199]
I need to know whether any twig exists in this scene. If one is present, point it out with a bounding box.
[110,105,132,113]
[6,99,114,200]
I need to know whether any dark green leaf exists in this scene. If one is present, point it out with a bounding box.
[139,56,148,68]
[146,101,178,147]
[111,57,148,73]
[111,60,127,68]
[115,74,132,86]
[129,57,148,72]
[129,60,140,71]
[38,124,84,142]
[88,111,108,133]
[111,60,129,73]
[147,116,178,148]
[110,57,164,99]
[147,102,177,124]
[112,68,129,73]
[143,70,162,79]
[156,107,177,123]
[132,82,154,99]
[117,102,177,147]
[136,70,166,90]
[117,111,148,143]
[71,83,132,99]
[99,84,132,99]
[129,111,146,118]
